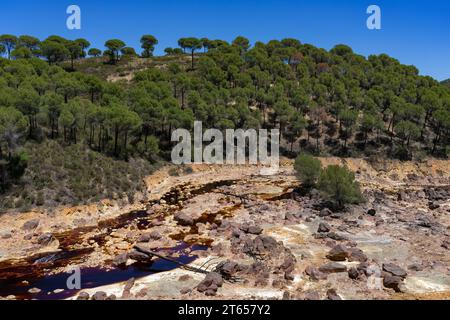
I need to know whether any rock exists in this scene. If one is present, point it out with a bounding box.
[319,262,347,274]
[91,291,108,300]
[77,292,90,300]
[318,222,331,233]
[327,232,348,241]
[416,216,433,228]
[128,250,152,262]
[197,272,223,296]
[0,230,12,239]
[348,267,360,280]
[112,253,128,267]
[305,266,327,280]
[36,233,55,246]
[22,219,40,231]
[23,234,33,241]
[326,244,350,261]
[382,263,407,279]
[28,287,41,294]
[383,275,403,292]
[282,291,290,300]
[319,208,333,217]
[408,263,424,272]
[179,275,193,282]
[348,248,368,263]
[441,240,450,250]
[367,209,376,216]
[247,225,263,235]
[215,261,240,278]
[174,213,194,226]
[327,289,342,300]
[272,279,285,289]
[136,231,162,242]
[397,191,408,201]
[122,278,135,299]
[242,235,279,257]
[302,290,320,300]
[280,254,297,275]
[106,294,117,300]
[180,287,191,295]
[429,202,440,210]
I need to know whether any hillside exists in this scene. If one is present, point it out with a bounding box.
[0,35,449,213]
[443,79,450,88]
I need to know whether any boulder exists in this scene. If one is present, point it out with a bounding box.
[318,222,331,233]
[243,235,279,257]
[319,208,333,217]
[367,209,376,216]
[128,250,152,262]
[112,253,128,267]
[22,219,40,231]
[303,290,320,300]
[319,262,347,274]
[174,213,194,226]
[326,244,350,261]
[197,272,223,296]
[348,267,360,280]
[36,233,55,246]
[305,266,327,280]
[327,289,342,300]
[383,275,403,292]
[215,261,240,278]
[121,278,135,299]
[382,263,407,279]
[348,248,368,263]
[247,225,263,235]
[0,230,12,239]
[76,292,90,300]
[91,291,108,300]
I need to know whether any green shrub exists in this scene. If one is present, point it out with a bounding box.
[318,165,363,209]
[294,154,322,188]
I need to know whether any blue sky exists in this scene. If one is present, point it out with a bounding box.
[0,0,448,80]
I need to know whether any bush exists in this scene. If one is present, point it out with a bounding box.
[294,154,322,188]
[318,165,363,209]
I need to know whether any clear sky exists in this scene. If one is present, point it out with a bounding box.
[0,0,448,80]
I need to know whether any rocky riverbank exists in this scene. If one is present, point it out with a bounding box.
[0,158,449,300]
